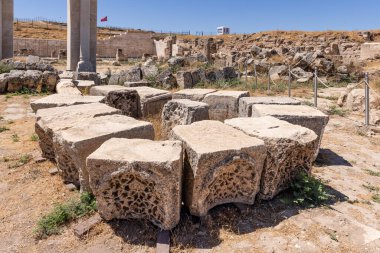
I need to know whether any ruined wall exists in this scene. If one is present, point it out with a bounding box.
[13,32,156,58]
[361,43,380,60]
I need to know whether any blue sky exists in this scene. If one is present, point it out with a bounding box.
[14,0,380,34]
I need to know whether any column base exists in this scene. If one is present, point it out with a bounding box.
[77,60,94,73]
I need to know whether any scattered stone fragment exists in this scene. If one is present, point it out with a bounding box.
[30,94,105,112]
[225,116,318,199]
[203,90,249,121]
[48,167,59,175]
[172,88,217,102]
[161,99,209,138]
[87,138,183,230]
[176,71,193,89]
[125,87,172,117]
[56,79,82,96]
[251,104,329,158]
[171,121,266,217]
[73,213,102,238]
[65,183,77,191]
[239,96,301,117]
[35,103,120,160]
[34,156,47,164]
[53,115,155,191]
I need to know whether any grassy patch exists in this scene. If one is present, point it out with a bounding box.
[0,63,13,74]
[372,194,380,204]
[11,134,20,142]
[30,133,39,142]
[302,101,315,107]
[287,172,332,207]
[364,169,380,177]
[327,105,347,117]
[8,154,32,169]
[34,193,97,239]
[362,183,380,192]
[0,126,10,133]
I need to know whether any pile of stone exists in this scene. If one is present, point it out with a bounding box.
[32,87,329,231]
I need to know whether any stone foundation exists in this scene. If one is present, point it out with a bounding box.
[239,96,301,117]
[172,88,217,101]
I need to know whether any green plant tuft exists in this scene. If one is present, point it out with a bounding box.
[327,105,347,117]
[289,172,332,207]
[364,169,380,177]
[34,192,97,239]
[11,133,20,142]
[30,133,39,142]
[0,126,9,133]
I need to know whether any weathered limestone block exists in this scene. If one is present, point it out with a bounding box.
[56,80,82,95]
[171,121,266,216]
[125,87,172,117]
[89,85,127,96]
[173,88,217,101]
[239,96,301,117]
[35,103,120,160]
[161,99,209,137]
[6,70,25,92]
[225,116,318,200]
[87,138,183,230]
[53,115,155,191]
[123,81,150,87]
[106,90,140,117]
[42,71,59,92]
[76,80,97,94]
[251,104,329,158]
[203,90,249,121]
[30,94,105,112]
[176,71,193,89]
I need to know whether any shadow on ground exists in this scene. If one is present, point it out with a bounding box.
[107,183,348,250]
[316,148,352,167]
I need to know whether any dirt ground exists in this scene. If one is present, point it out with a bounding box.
[0,87,380,253]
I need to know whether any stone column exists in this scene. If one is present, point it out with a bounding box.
[67,0,97,72]
[67,0,80,71]
[77,0,93,72]
[1,0,14,59]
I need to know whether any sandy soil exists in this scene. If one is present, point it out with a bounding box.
[0,89,379,253]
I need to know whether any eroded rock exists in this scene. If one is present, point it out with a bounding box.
[239,96,301,117]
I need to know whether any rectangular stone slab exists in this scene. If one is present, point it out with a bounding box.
[251,104,329,158]
[125,87,172,117]
[53,115,155,191]
[30,94,105,112]
[171,120,266,217]
[87,138,183,230]
[239,96,301,117]
[225,116,319,200]
[203,90,249,121]
[89,85,128,96]
[35,103,120,161]
[161,99,209,138]
[172,89,217,102]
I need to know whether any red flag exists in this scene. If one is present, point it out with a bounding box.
[101,16,108,22]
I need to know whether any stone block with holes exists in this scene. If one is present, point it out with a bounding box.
[30,94,105,112]
[203,90,249,121]
[239,96,301,117]
[124,86,172,117]
[161,99,209,138]
[53,115,155,191]
[251,104,329,158]
[87,138,183,230]
[171,121,266,217]
[225,116,319,200]
[172,88,217,102]
[35,103,120,161]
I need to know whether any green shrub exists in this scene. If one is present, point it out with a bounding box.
[30,134,39,142]
[289,172,332,207]
[0,126,9,133]
[34,192,97,239]
[0,63,13,74]
[327,105,347,117]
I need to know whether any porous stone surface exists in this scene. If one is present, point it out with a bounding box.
[225,116,319,200]
[30,94,105,112]
[161,99,209,137]
[172,88,217,101]
[106,89,140,117]
[203,90,249,121]
[239,96,301,117]
[251,104,329,157]
[171,120,266,217]
[87,138,183,230]
[35,103,120,161]
[125,87,172,117]
[53,115,155,191]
